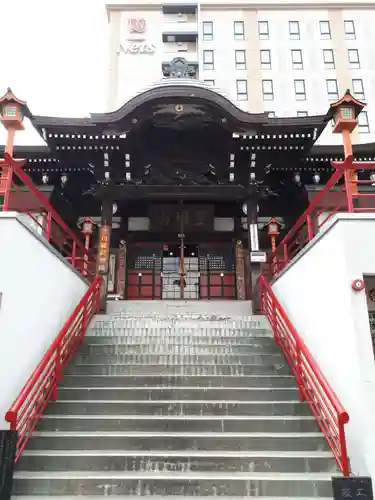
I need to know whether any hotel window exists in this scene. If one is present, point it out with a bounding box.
[236,80,248,100]
[323,49,335,69]
[344,20,356,39]
[358,111,370,133]
[352,79,365,100]
[291,49,303,69]
[203,50,214,70]
[204,79,215,86]
[297,111,308,117]
[289,21,300,40]
[348,49,360,68]
[294,79,306,101]
[326,79,339,100]
[260,50,271,70]
[234,21,245,40]
[319,20,331,39]
[262,80,274,100]
[235,50,246,70]
[203,21,213,41]
[258,21,269,40]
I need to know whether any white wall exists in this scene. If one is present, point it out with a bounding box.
[272,213,375,477]
[0,213,88,429]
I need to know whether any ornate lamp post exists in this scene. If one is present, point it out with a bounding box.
[0,88,30,204]
[329,90,366,204]
[265,217,282,253]
[81,217,94,277]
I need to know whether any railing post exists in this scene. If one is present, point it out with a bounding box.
[71,241,77,270]
[258,278,264,314]
[96,279,101,313]
[296,340,305,402]
[283,244,288,268]
[338,416,350,476]
[80,301,87,344]
[272,293,278,344]
[45,211,52,242]
[344,170,354,213]
[306,214,314,241]
[52,346,61,401]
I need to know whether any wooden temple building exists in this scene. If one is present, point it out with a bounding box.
[2,75,375,301]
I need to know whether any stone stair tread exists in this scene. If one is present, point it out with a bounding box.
[13,470,333,480]
[58,386,295,390]
[21,449,334,458]
[32,431,324,437]
[50,399,300,403]
[41,414,314,421]
[12,497,333,500]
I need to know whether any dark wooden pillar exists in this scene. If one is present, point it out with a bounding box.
[97,196,113,312]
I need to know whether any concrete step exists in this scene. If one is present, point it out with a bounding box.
[73,353,285,365]
[87,328,272,338]
[11,496,334,500]
[26,431,329,452]
[56,387,298,401]
[79,344,280,356]
[37,415,319,433]
[18,450,337,474]
[44,400,309,416]
[59,374,296,388]
[12,470,333,497]
[88,326,271,336]
[84,335,275,345]
[65,363,290,376]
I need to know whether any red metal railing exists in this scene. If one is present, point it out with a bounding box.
[268,161,375,277]
[5,275,102,462]
[1,152,96,280]
[258,274,350,475]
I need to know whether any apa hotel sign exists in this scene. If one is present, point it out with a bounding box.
[116,18,156,55]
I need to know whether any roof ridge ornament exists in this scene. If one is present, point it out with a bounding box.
[162,57,197,78]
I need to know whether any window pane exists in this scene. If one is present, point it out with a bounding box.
[260,50,271,69]
[289,21,300,39]
[323,49,334,63]
[348,49,360,68]
[236,79,248,100]
[234,21,245,39]
[204,79,215,86]
[358,111,369,132]
[258,21,269,39]
[344,20,355,38]
[203,21,213,40]
[294,80,305,93]
[236,50,245,63]
[320,20,331,38]
[297,111,308,117]
[352,79,365,99]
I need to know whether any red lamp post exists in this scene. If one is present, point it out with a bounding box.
[329,90,366,204]
[81,217,94,277]
[265,217,281,253]
[0,88,31,203]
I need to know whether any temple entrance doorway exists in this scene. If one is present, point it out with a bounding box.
[162,243,199,300]
[125,241,236,300]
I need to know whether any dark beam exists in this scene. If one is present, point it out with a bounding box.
[94,184,247,200]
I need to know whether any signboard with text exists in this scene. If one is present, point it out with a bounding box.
[332,476,373,500]
[97,225,111,274]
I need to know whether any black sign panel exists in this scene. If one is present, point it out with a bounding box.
[332,476,373,500]
[150,204,214,232]
[0,431,17,500]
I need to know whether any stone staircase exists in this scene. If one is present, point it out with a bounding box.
[13,300,336,499]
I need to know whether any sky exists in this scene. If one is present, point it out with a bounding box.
[0,0,109,145]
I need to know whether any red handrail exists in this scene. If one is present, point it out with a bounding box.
[1,152,96,280]
[268,162,375,278]
[258,274,350,475]
[5,275,102,462]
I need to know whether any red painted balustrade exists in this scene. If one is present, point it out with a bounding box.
[5,276,102,462]
[268,161,375,278]
[0,152,96,280]
[258,274,350,476]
